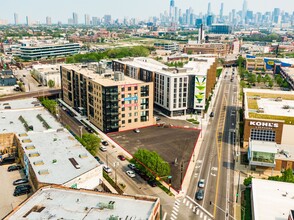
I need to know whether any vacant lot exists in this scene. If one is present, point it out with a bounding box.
[108,126,200,190]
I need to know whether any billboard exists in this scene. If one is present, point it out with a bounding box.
[194,76,206,110]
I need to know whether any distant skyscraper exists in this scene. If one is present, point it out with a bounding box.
[170,0,175,19]
[174,7,178,23]
[207,2,211,15]
[14,13,18,25]
[273,8,281,23]
[46,16,52,25]
[242,0,248,24]
[220,3,224,19]
[207,15,214,26]
[73,12,78,25]
[68,18,74,25]
[92,17,98,26]
[232,9,236,24]
[26,16,30,26]
[85,14,90,25]
[104,15,112,24]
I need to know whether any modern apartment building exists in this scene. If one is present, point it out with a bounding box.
[61,63,154,133]
[19,41,80,60]
[154,42,179,51]
[113,57,217,116]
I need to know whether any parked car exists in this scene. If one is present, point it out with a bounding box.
[13,187,30,196]
[7,165,22,172]
[0,156,15,165]
[94,156,104,164]
[126,170,136,178]
[13,178,29,186]
[103,166,112,174]
[147,179,157,187]
[155,116,161,121]
[101,141,108,146]
[133,128,140,133]
[209,112,214,117]
[15,184,31,191]
[117,155,126,161]
[128,163,136,170]
[198,179,205,188]
[195,189,204,200]
[99,146,107,152]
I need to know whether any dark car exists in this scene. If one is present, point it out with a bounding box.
[101,141,108,146]
[195,189,204,200]
[128,163,136,170]
[7,165,22,172]
[148,179,157,187]
[94,156,101,162]
[13,178,29,186]
[209,112,214,117]
[13,187,30,196]
[0,156,15,165]
[117,155,126,161]
[15,184,31,191]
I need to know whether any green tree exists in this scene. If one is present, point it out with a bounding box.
[48,80,55,88]
[248,73,257,84]
[133,148,170,177]
[257,74,262,83]
[243,176,253,186]
[268,79,274,87]
[275,74,283,85]
[282,80,289,88]
[77,133,100,156]
[268,168,294,183]
[40,98,57,115]
[264,74,271,82]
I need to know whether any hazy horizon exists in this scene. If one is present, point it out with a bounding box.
[1,0,293,23]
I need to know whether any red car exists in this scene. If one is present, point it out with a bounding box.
[117,155,126,161]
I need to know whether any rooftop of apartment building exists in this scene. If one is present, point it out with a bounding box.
[19,39,79,48]
[0,98,100,185]
[243,88,294,124]
[5,186,159,220]
[62,63,148,87]
[251,178,294,220]
[115,57,215,77]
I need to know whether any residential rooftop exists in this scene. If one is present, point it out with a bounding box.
[115,57,215,77]
[244,88,294,124]
[0,98,100,186]
[5,186,159,220]
[32,64,60,74]
[62,63,147,87]
[252,178,294,220]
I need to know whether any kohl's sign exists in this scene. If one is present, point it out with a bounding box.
[249,121,279,128]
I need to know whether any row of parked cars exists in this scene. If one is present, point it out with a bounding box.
[4,162,32,197]
[127,163,157,187]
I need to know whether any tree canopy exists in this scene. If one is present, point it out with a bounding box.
[268,168,294,183]
[133,148,170,178]
[77,133,100,156]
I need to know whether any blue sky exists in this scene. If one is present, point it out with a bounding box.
[1,0,293,23]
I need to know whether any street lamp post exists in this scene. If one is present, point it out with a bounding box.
[113,162,119,185]
[79,126,83,138]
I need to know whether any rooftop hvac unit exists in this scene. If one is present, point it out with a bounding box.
[114,71,124,81]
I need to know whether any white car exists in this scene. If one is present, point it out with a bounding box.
[99,146,107,152]
[198,179,205,188]
[103,166,112,173]
[134,128,140,133]
[126,170,136,178]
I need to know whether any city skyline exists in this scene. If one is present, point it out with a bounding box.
[1,0,294,24]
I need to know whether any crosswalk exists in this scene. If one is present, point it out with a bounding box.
[169,197,212,220]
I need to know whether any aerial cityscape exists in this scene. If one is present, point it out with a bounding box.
[0,0,294,220]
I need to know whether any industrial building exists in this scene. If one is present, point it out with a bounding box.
[32,64,61,88]
[5,186,160,220]
[183,42,230,57]
[112,57,217,116]
[154,42,179,52]
[18,40,80,60]
[0,98,102,191]
[60,63,154,133]
[0,70,17,86]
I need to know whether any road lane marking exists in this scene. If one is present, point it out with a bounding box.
[204,216,207,220]
[162,212,167,220]
[211,167,218,171]
[183,198,186,203]
[200,212,203,218]
[171,213,177,219]
[196,209,200,215]
[172,210,178,216]
[186,200,190,206]
[211,173,217,177]
[170,217,176,220]
[189,203,193,209]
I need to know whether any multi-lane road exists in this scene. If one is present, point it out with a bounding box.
[183,67,239,220]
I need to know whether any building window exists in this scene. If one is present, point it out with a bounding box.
[128,87,131,91]
[122,114,125,118]
[128,113,132,117]
[134,86,138,90]
[128,107,132,111]
[122,107,125,111]
[122,87,125,92]
[134,118,138,122]
[128,119,132,123]
[250,129,276,142]
[122,120,125,124]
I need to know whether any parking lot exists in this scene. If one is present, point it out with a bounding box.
[108,126,200,190]
[0,164,31,219]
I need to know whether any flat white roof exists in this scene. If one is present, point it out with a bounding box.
[115,57,215,77]
[250,140,277,153]
[252,178,294,220]
[276,144,294,161]
[6,187,158,220]
[0,98,100,185]
[257,99,294,117]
